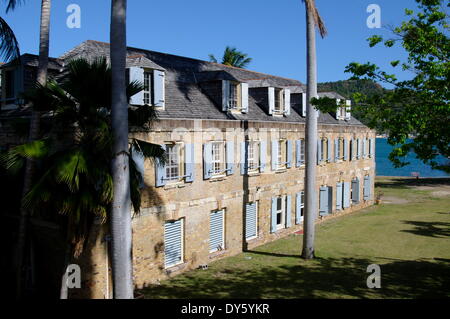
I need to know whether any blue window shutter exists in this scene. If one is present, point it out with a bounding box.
[336,182,343,210]
[153,70,165,107]
[271,198,277,233]
[296,140,301,167]
[296,192,303,224]
[284,89,291,116]
[363,138,367,159]
[240,141,247,175]
[319,186,328,216]
[203,143,212,180]
[356,139,361,159]
[343,182,351,208]
[286,140,293,168]
[241,83,249,113]
[286,195,292,228]
[245,203,257,240]
[334,139,339,162]
[155,144,167,187]
[210,210,224,252]
[226,141,234,175]
[260,141,266,173]
[129,67,144,105]
[164,219,183,268]
[352,178,360,203]
[222,80,230,111]
[185,143,195,183]
[350,138,354,160]
[272,140,278,171]
[327,139,331,162]
[364,175,370,200]
[268,87,275,115]
[317,140,321,165]
[343,139,348,161]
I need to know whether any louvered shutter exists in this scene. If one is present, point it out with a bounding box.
[260,141,266,173]
[272,140,278,171]
[240,142,247,175]
[210,210,224,252]
[241,83,249,113]
[286,140,293,168]
[226,141,234,175]
[222,80,230,111]
[270,198,277,233]
[185,143,194,183]
[155,144,167,187]
[286,195,292,228]
[203,143,212,180]
[129,67,144,105]
[132,147,145,189]
[296,192,304,224]
[336,182,343,210]
[245,203,258,240]
[327,139,331,162]
[284,89,291,116]
[352,178,360,203]
[334,139,339,162]
[164,219,183,268]
[268,87,275,115]
[343,182,351,208]
[296,140,301,167]
[302,93,307,117]
[319,186,328,216]
[364,175,371,200]
[343,139,348,161]
[153,70,165,107]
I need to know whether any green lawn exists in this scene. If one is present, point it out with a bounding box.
[140,177,450,299]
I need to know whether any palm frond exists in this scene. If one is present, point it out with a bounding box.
[127,80,143,101]
[0,16,20,62]
[128,104,158,127]
[130,138,166,164]
[5,0,25,13]
[303,0,328,38]
[208,54,218,63]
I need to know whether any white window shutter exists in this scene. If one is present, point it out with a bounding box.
[335,99,341,120]
[226,141,234,175]
[222,80,230,111]
[271,140,278,171]
[153,70,165,108]
[301,93,307,117]
[259,141,267,173]
[284,89,291,116]
[268,87,275,115]
[241,83,249,113]
[345,100,352,120]
[129,67,144,105]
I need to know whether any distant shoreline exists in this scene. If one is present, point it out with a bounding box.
[376,175,450,179]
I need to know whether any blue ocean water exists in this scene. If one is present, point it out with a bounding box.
[376,138,449,177]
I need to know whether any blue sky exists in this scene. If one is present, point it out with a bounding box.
[3,0,419,86]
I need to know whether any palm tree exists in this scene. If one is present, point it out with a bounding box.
[209,46,252,68]
[301,0,327,260]
[1,57,164,299]
[0,0,21,62]
[110,0,134,299]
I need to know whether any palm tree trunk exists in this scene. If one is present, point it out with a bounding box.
[302,2,318,260]
[15,0,51,299]
[110,0,134,299]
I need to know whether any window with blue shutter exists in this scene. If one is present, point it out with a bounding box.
[185,143,195,183]
[226,141,234,175]
[286,195,292,228]
[153,70,165,108]
[336,182,343,210]
[343,182,351,208]
[334,139,339,162]
[319,186,329,216]
[155,144,167,187]
[352,178,360,204]
[210,210,225,253]
[245,202,258,240]
[203,143,212,180]
[164,219,183,268]
[286,140,293,168]
[129,67,145,105]
[296,192,304,224]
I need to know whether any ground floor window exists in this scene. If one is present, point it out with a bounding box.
[164,219,184,268]
[210,209,225,253]
[245,202,258,240]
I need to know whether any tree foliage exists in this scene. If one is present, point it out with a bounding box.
[209,46,252,68]
[344,0,450,172]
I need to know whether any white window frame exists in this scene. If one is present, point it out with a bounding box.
[211,141,226,177]
[276,195,287,231]
[143,70,153,105]
[246,201,259,241]
[164,218,184,269]
[165,143,184,183]
[273,88,285,114]
[247,141,260,173]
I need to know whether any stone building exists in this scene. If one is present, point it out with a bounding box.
[0,40,375,298]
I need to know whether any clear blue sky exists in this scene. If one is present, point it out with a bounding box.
[3,0,419,86]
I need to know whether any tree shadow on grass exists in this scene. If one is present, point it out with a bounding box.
[139,256,450,299]
[401,220,450,238]
[376,178,450,190]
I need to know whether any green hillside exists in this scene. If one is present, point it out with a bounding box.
[318,79,385,99]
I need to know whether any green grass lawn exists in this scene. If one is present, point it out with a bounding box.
[140,177,450,299]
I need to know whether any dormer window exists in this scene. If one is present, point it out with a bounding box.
[268,87,290,116]
[222,80,248,113]
[127,67,165,109]
[335,99,351,121]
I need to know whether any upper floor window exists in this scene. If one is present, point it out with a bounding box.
[222,80,248,113]
[248,141,260,172]
[143,71,153,105]
[269,87,291,116]
[212,142,225,176]
[155,142,195,187]
[165,144,182,182]
[204,141,234,180]
[128,67,165,108]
